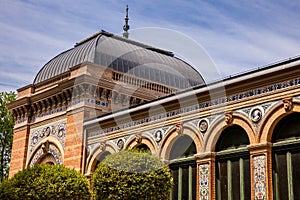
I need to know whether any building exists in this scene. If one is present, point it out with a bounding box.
[8,28,300,199]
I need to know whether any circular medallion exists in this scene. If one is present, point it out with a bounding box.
[250,107,263,123]
[45,127,51,136]
[32,132,38,145]
[58,126,65,137]
[154,130,163,142]
[199,119,208,133]
[117,139,124,149]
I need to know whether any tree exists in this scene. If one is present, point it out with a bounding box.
[0,164,91,200]
[92,150,173,200]
[0,91,16,182]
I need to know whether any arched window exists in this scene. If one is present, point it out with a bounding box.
[135,144,151,152]
[215,125,250,200]
[272,113,300,199]
[169,135,197,200]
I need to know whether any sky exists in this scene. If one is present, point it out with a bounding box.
[1,0,300,92]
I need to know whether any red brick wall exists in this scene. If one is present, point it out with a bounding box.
[9,126,29,177]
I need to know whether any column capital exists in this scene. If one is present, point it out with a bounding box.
[247,142,272,155]
[194,152,216,162]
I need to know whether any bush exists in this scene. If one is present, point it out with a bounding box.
[0,164,91,200]
[92,150,173,200]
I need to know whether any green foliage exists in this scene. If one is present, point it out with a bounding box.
[0,91,16,182]
[0,164,91,200]
[92,150,173,200]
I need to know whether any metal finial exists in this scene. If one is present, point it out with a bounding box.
[123,5,130,38]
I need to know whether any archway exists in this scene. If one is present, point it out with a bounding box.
[272,112,300,199]
[169,135,197,200]
[215,125,250,200]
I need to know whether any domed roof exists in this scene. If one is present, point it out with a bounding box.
[34,30,205,89]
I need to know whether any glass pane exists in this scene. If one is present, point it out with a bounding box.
[192,165,196,199]
[231,159,240,200]
[292,150,300,199]
[182,166,189,200]
[274,152,288,199]
[243,158,251,200]
[217,161,228,200]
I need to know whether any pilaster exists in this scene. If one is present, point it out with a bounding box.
[195,152,216,200]
[248,142,273,200]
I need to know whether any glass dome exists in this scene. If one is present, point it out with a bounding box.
[34,31,205,89]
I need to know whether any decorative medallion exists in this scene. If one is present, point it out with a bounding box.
[154,130,163,142]
[199,119,208,134]
[117,139,124,150]
[250,107,263,123]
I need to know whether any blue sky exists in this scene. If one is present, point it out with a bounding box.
[1,0,300,92]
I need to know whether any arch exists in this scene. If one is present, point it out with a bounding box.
[125,134,157,155]
[37,153,57,165]
[169,134,197,160]
[215,125,250,151]
[259,99,300,143]
[85,141,116,174]
[159,123,203,160]
[205,113,255,152]
[27,136,64,167]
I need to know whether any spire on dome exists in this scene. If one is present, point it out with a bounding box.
[123,5,130,38]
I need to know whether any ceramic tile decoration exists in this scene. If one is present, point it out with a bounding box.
[199,164,209,200]
[253,155,267,200]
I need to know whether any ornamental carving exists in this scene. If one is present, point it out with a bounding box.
[175,122,183,134]
[30,143,62,166]
[99,141,106,151]
[28,120,66,156]
[225,111,233,124]
[283,97,293,112]
[134,134,142,144]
